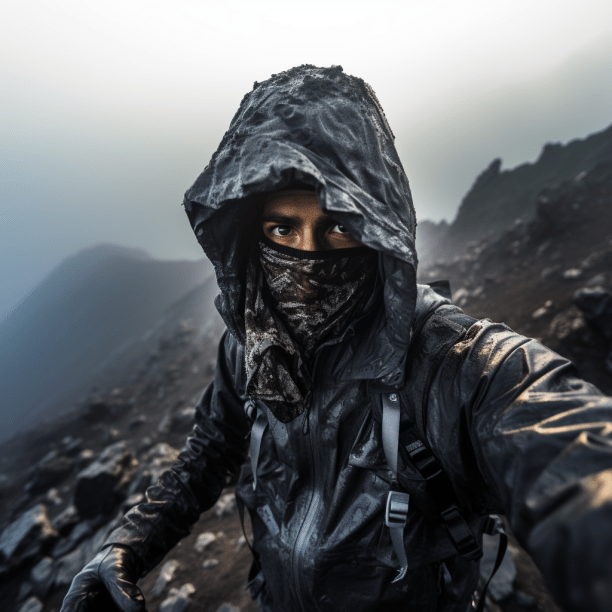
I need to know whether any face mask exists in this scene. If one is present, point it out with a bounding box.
[244,237,378,423]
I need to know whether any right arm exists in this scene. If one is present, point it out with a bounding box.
[102,329,250,573]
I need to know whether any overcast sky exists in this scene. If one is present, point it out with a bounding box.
[1,0,612,320]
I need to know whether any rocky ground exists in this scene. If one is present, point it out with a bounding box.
[1,163,612,612]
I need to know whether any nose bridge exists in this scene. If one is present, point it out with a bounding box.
[301,225,321,251]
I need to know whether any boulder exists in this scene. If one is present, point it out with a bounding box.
[54,544,87,587]
[25,456,74,495]
[127,469,152,497]
[76,449,96,470]
[52,504,81,536]
[194,532,216,553]
[549,307,588,342]
[0,504,58,567]
[61,436,84,458]
[159,583,196,612]
[152,559,180,597]
[30,556,56,598]
[73,442,137,518]
[81,398,112,422]
[574,286,612,340]
[44,488,63,506]
[51,518,99,558]
[214,493,236,519]
[16,581,33,603]
[17,597,44,612]
[128,415,147,430]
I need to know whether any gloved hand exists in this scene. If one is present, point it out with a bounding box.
[60,544,147,612]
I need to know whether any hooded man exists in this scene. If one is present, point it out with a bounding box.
[61,65,612,612]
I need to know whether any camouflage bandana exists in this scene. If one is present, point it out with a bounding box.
[244,237,378,423]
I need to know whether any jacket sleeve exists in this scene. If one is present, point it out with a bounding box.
[428,319,612,612]
[101,330,250,574]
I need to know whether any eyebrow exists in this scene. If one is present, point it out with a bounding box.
[261,211,338,229]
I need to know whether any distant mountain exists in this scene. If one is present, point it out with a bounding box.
[417,123,612,265]
[0,244,213,442]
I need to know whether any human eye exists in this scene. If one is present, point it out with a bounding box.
[331,224,350,234]
[271,225,293,237]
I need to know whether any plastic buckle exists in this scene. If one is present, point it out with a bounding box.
[440,506,482,561]
[385,491,410,528]
[409,445,442,480]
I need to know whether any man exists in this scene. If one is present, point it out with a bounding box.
[61,65,612,612]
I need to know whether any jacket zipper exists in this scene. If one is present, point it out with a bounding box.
[291,352,323,612]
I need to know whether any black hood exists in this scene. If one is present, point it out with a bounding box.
[183,65,417,388]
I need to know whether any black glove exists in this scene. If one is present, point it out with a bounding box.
[60,545,147,612]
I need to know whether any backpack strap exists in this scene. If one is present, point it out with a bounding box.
[245,399,268,490]
[379,300,486,576]
[381,392,411,582]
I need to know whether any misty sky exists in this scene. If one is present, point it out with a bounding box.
[2,0,612,320]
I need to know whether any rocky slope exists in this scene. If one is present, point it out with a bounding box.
[0,244,212,444]
[417,123,612,264]
[1,164,612,612]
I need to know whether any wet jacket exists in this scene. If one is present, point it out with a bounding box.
[103,66,612,612]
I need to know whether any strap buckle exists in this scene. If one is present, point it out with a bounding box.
[440,505,483,561]
[408,444,442,480]
[385,491,410,528]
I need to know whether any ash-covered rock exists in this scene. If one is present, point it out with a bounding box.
[152,559,181,597]
[159,583,196,612]
[0,504,58,568]
[24,451,74,495]
[29,556,56,598]
[73,441,137,518]
[17,596,44,612]
[574,286,612,340]
[214,494,237,519]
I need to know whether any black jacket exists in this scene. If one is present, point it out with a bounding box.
[103,66,612,612]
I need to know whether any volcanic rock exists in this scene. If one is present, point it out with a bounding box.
[127,468,152,497]
[0,504,57,567]
[81,398,112,422]
[73,442,137,518]
[152,559,180,597]
[30,556,56,598]
[51,518,99,558]
[214,493,237,519]
[194,532,216,553]
[54,544,87,587]
[159,583,196,612]
[25,455,74,495]
[574,286,612,340]
[17,597,43,612]
[52,504,80,536]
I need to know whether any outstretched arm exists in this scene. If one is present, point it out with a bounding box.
[102,329,250,572]
[61,330,249,612]
[430,320,612,612]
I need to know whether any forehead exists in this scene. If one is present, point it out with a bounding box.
[263,190,323,220]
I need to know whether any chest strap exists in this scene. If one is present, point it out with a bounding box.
[382,393,410,582]
[381,393,483,570]
[245,399,268,490]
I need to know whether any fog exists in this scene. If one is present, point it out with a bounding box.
[2,0,612,319]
